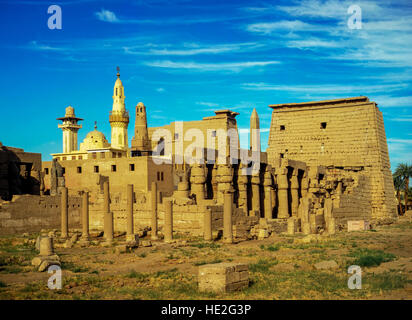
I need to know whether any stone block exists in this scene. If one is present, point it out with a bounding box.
[198,262,249,293]
[347,220,370,232]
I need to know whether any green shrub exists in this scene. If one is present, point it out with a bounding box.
[348,248,396,267]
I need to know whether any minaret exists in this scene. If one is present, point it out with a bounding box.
[57,106,83,153]
[250,108,261,152]
[109,67,129,150]
[131,102,150,151]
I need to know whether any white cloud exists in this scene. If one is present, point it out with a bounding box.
[156,87,165,92]
[144,60,280,72]
[124,42,264,56]
[95,9,119,23]
[246,20,318,34]
[369,95,412,108]
[387,117,412,122]
[286,38,342,49]
[244,1,412,68]
[196,102,219,107]
[241,82,407,94]
[28,41,66,51]
[276,0,384,19]
[387,138,412,167]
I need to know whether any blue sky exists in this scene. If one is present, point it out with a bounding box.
[0,0,411,170]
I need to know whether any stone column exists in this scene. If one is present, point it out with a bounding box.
[324,197,335,235]
[237,164,248,211]
[277,169,289,219]
[164,199,173,243]
[216,164,233,204]
[287,217,296,235]
[80,191,89,242]
[40,236,54,256]
[190,164,206,202]
[251,172,260,214]
[211,165,218,200]
[300,197,311,234]
[263,169,273,220]
[103,181,113,243]
[126,184,134,241]
[151,181,159,240]
[223,192,233,244]
[204,208,212,241]
[271,173,277,210]
[60,187,68,239]
[301,173,309,198]
[103,181,110,214]
[291,170,299,217]
[336,181,343,195]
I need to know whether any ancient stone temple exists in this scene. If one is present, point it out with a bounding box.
[267,96,397,222]
[0,67,398,239]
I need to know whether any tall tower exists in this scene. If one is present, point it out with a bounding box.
[250,108,261,152]
[131,102,150,151]
[57,106,83,153]
[109,67,129,150]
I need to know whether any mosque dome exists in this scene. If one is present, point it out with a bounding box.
[79,124,110,151]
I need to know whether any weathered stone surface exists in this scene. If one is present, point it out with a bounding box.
[347,220,370,232]
[198,262,249,293]
[140,240,152,247]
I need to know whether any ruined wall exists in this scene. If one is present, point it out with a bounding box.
[267,97,397,220]
[0,195,81,235]
[42,156,174,196]
[148,110,239,160]
[0,143,42,200]
[88,194,255,237]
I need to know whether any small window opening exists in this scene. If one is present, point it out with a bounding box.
[280,125,285,131]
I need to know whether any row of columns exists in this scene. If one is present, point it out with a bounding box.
[189,163,307,221]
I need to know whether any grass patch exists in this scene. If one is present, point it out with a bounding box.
[348,248,396,267]
[260,243,280,252]
[249,258,278,273]
[61,261,90,273]
[189,242,221,249]
[194,258,222,266]
[126,270,150,281]
[364,272,409,291]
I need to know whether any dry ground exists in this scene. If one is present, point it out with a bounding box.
[1,219,412,300]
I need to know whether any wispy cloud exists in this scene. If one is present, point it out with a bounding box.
[95,9,119,23]
[243,0,412,68]
[28,41,67,52]
[124,42,263,56]
[196,102,220,107]
[144,60,280,72]
[241,82,407,94]
[246,20,319,35]
[387,116,412,123]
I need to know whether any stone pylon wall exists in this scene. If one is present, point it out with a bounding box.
[267,98,397,220]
